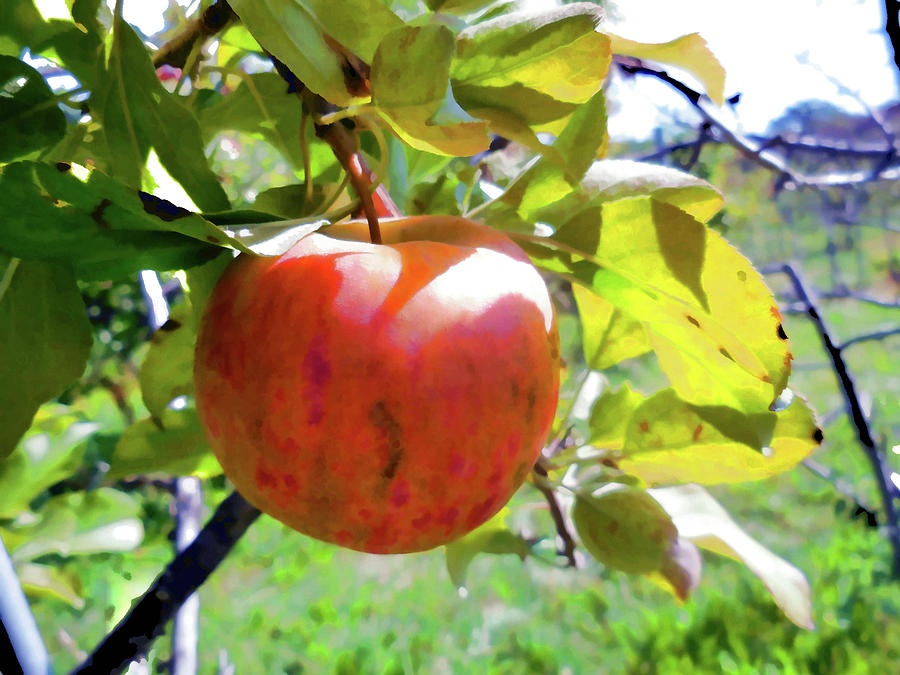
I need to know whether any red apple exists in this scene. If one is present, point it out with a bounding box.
[194,216,560,553]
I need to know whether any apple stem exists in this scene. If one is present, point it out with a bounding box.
[347,153,384,245]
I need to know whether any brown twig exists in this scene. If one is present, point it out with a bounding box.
[152,1,237,69]
[268,54,398,243]
[532,457,577,567]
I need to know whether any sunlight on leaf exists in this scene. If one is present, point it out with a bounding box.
[609,32,726,105]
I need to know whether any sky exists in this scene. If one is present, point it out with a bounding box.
[35,0,900,140]
[604,0,899,139]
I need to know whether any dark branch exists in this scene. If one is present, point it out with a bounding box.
[617,57,900,187]
[775,264,900,576]
[839,327,900,350]
[533,458,577,568]
[71,491,261,674]
[152,1,237,69]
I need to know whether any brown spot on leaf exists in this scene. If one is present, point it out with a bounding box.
[55,161,71,172]
[205,235,220,243]
[777,323,788,341]
[91,198,112,229]
[692,424,703,442]
[813,428,824,444]
[638,420,650,433]
[686,315,700,328]
[737,270,747,282]
[718,347,734,362]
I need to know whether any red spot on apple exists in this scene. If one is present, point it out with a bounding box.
[390,480,410,508]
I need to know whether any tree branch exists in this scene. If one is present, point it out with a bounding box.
[617,58,900,188]
[774,264,900,576]
[152,1,237,69]
[532,458,577,568]
[71,491,261,674]
[839,326,900,350]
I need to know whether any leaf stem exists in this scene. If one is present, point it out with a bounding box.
[0,258,21,306]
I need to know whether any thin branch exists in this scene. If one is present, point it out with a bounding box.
[532,458,577,567]
[775,264,900,576]
[617,58,900,188]
[637,133,900,164]
[71,491,261,674]
[839,326,900,350]
[152,1,237,69]
[802,458,880,527]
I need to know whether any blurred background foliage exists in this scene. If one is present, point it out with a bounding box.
[1,0,899,672]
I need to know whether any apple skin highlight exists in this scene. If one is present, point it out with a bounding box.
[194,217,560,553]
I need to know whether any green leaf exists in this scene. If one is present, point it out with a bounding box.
[0,55,66,161]
[574,284,651,370]
[16,561,85,608]
[587,384,645,450]
[185,251,233,328]
[197,72,308,168]
[572,487,677,574]
[609,32,726,105]
[509,159,723,225]
[254,184,328,219]
[0,257,92,458]
[526,197,791,413]
[107,408,220,481]
[425,0,495,13]
[40,17,104,91]
[444,509,530,588]
[0,161,239,280]
[0,408,97,516]
[7,487,144,561]
[619,389,820,486]
[452,4,609,103]
[649,484,814,629]
[451,4,609,144]
[372,25,490,156]
[139,306,196,420]
[579,160,723,222]
[98,18,229,211]
[228,0,401,106]
[0,1,57,55]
